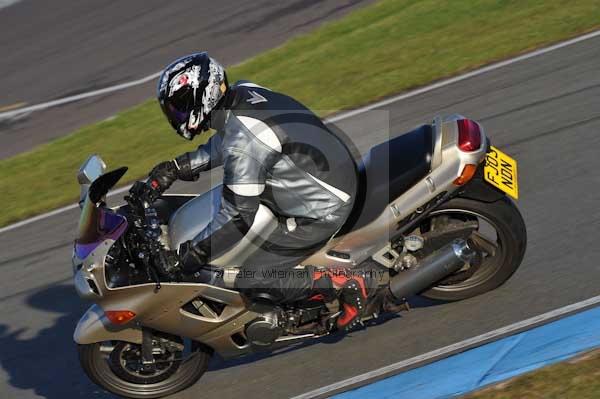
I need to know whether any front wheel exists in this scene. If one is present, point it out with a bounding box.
[419,196,527,301]
[78,337,211,398]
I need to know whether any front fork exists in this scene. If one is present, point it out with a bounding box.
[140,328,156,371]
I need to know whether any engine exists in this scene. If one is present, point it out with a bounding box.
[245,311,284,346]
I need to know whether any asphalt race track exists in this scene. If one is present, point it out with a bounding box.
[1,27,600,399]
[0,0,372,159]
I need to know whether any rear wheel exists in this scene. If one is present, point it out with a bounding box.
[418,196,526,301]
[78,336,211,398]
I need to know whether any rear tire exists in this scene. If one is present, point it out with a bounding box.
[420,196,526,301]
[78,340,211,398]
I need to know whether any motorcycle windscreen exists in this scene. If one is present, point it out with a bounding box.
[75,201,127,259]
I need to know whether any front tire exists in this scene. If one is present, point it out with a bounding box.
[78,339,211,398]
[420,196,526,301]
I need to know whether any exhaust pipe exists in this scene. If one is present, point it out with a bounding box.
[388,239,475,300]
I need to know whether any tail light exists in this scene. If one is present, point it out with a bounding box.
[457,119,482,152]
[105,310,136,325]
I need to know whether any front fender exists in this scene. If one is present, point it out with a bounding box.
[74,304,142,345]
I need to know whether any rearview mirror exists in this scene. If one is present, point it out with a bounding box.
[78,155,107,186]
[77,155,107,207]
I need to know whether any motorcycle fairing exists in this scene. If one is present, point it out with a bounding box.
[75,205,127,259]
[73,281,257,358]
[74,304,143,345]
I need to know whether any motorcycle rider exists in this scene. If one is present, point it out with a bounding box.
[143,52,373,331]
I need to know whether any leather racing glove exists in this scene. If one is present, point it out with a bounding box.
[154,240,208,279]
[147,154,196,201]
[148,160,179,198]
[155,249,181,278]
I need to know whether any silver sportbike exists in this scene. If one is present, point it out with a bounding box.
[72,115,526,398]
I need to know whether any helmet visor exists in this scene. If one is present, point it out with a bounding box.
[164,84,196,128]
[167,103,190,126]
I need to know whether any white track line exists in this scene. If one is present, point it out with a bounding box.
[292,294,600,399]
[2,29,600,122]
[0,0,21,11]
[1,28,600,235]
[328,29,600,122]
[0,72,161,121]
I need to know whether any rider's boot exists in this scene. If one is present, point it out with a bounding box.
[311,269,372,332]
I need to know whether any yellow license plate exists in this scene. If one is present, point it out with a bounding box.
[484,146,519,199]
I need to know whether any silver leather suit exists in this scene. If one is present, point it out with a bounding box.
[177,82,359,302]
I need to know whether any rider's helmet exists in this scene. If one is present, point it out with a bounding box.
[157,52,228,140]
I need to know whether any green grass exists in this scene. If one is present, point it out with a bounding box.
[2,0,600,227]
[463,349,600,399]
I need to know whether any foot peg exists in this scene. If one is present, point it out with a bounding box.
[383,298,410,313]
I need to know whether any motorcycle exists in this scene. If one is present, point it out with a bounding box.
[72,115,526,398]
